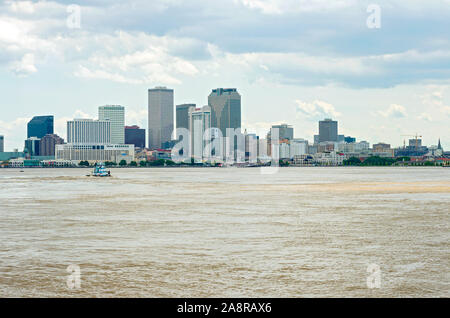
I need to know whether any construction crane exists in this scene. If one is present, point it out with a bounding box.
[401,133,422,149]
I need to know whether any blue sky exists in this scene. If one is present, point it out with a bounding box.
[1,0,449,150]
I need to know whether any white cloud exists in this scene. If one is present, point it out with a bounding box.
[0,116,30,132]
[8,1,36,14]
[225,51,375,76]
[10,53,37,75]
[443,106,450,116]
[0,116,31,151]
[70,32,200,85]
[126,109,148,128]
[417,112,432,121]
[0,15,60,75]
[242,120,289,137]
[236,0,355,15]
[295,99,341,119]
[378,104,407,118]
[0,1,448,88]
[74,65,143,84]
[420,88,450,117]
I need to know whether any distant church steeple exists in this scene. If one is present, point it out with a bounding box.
[437,138,442,150]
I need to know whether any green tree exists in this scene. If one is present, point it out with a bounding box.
[129,161,138,167]
[148,159,166,166]
[119,160,127,167]
[79,161,90,167]
[139,160,148,167]
[362,156,395,166]
[343,157,361,166]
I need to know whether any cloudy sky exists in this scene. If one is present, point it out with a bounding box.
[1,0,449,151]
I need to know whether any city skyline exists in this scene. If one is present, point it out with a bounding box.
[0,85,446,152]
[0,1,449,150]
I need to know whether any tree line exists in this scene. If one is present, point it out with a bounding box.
[343,156,441,166]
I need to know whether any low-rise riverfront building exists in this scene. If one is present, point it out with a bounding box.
[314,152,345,166]
[56,143,135,164]
[7,158,74,168]
[0,151,25,162]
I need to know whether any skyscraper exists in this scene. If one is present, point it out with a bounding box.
[208,88,241,137]
[67,119,111,144]
[24,137,41,156]
[125,125,146,149]
[27,116,54,139]
[189,106,211,161]
[148,87,174,149]
[39,134,64,156]
[245,132,259,163]
[318,118,338,143]
[0,135,4,152]
[176,104,196,131]
[267,124,293,156]
[270,124,294,141]
[99,105,125,144]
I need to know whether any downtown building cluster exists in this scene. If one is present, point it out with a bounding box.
[0,87,449,167]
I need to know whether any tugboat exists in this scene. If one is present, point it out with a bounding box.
[88,162,111,177]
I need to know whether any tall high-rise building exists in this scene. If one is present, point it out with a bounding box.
[125,125,146,149]
[270,124,294,141]
[208,88,241,137]
[245,132,259,163]
[0,135,4,152]
[267,124,294,157]
[148,87,174,149]
[189,106,211,161]
[39,134,64,156]
[24,137,41,156]
[27,116,54,139]
[67,119,111,144]
[318,118,338,143]
[98,105,125,144]
[176,104,196,131]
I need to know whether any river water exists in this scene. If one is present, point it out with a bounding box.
[0,167,448,297]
